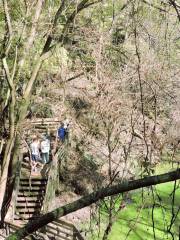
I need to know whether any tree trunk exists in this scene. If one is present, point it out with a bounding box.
[0,137,15,221]
[0,58,16,221]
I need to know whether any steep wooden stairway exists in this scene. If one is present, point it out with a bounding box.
[4,118,84,239]
[14,178,47,221]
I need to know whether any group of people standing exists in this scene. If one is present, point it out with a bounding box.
[30,135,50,172]
[30,119,70,173]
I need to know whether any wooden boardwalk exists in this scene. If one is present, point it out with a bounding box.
[4,118,84,240]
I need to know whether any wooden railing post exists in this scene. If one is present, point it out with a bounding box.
[73,226,76,240]
[73,226,84,240]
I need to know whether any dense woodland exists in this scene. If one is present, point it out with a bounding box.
[0,0,180,239]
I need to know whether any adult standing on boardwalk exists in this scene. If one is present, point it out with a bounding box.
[30,135,41,172]
[58,119,70,143]
[58,123,66,143]
[64,118,70,141]
[41,135,50,164]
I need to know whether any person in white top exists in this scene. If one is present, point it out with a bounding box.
[63,118,70,142]
[30,136,41,172]
[41,135,50,164]
[64,119,70,130]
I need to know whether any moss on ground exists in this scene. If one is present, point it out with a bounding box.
[89,163,179,240]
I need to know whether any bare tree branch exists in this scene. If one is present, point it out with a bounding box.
[2,0,13,56]
[169,0,180,22]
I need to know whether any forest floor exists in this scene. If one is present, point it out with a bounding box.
[51,191,91,224]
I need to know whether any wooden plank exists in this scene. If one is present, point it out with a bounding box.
[56,219,74,228]
[25,117,59,121]
[34,126,48,129]
[19,185,46,190]
[16,210,38,214]
[19,188,46,192]
[20,181,47,185]
[5,220,22,229]
[46,223,73,236]
[73,227,84,240]
[45,229,71,240]
[20,178,47,182]
[46,225,72,235]
[17,193,43,202]
[14,213,38,219]
[52,221,73,231]
[0,233,6,239]
[17,192,44,196]
[16,202,41,207]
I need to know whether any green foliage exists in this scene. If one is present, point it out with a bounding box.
[9,1,25,21]
[88,164,180,240]
[109,182,179,240]
[30,103,53,118]
[70,97,91,111]
[81,153,98,172]
[89,181,179,240]
[112,28,126,45]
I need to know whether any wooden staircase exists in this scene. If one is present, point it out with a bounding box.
[14,178,47,221]
[4,118,84,239]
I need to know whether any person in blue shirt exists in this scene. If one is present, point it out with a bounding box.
[58,123,66,142]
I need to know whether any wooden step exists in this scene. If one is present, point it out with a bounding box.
[19,186,46,191]
[14,212,41,218]
[14,213,38,219]
[18,188,46,192]
[16,205,42,210]
[17,196,43,201]
[46,224,73,236]
[18,191,45,196]
[17,192,44,197]
[19,182,47,187]
[19,185,46,189]
[20,178,47,182]
[52,220,73,230]
[16,202,41,207]
[45,229,72,240]
[17,197,43,204]
[14,215,37,220]
[17,194,43,202]
[15,209,40,214]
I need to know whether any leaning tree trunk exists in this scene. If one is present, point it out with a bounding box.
[0,58,16,221]
[0,137,15,221]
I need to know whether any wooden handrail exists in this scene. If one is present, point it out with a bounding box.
[26,118,61,124]
[73,226,84,240]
